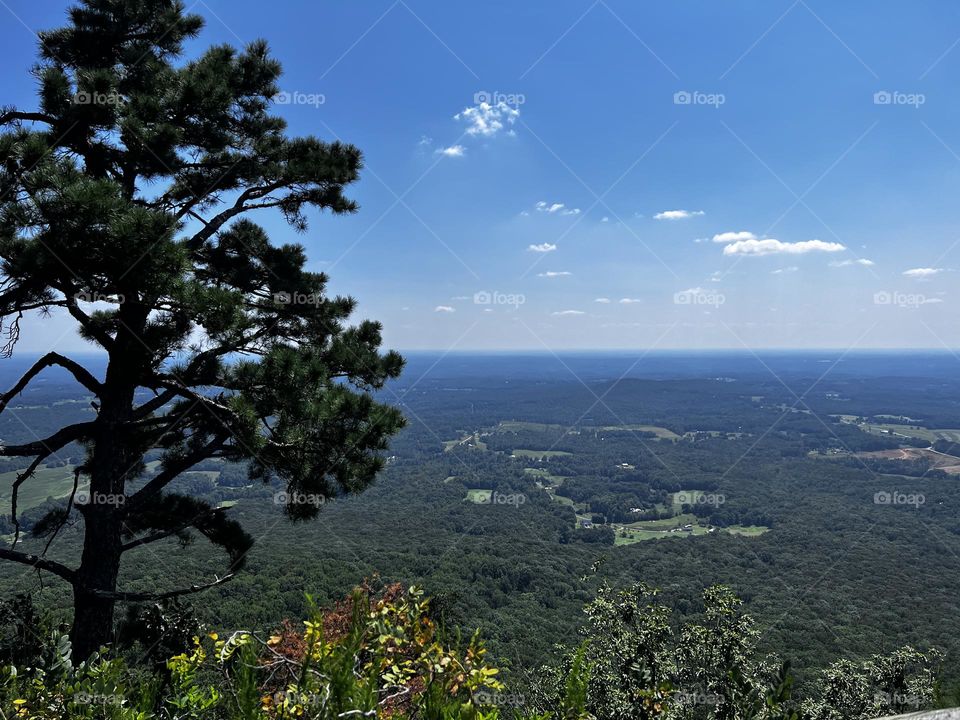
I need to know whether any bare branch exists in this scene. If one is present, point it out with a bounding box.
[0,110,55,126]
[0,547,76,583]
[87,572,236,601]
[0,421,95,457]
[0,352,103,415]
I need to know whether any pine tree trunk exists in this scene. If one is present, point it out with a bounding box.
[70,509,123,660]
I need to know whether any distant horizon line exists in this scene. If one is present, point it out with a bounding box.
[7,347,959,358]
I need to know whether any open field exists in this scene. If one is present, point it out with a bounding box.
[835,416,960,444]
[510,449,572,460]
[857,447,960,473]
[465,488,493,503]
[598,424,681,440]
[443,433,487,452]
[497,421,566,433]
[0,464,81,513]
[523,467,568,485]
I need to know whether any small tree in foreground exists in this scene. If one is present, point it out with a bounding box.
[0,0,404,659]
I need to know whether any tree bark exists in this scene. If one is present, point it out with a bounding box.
[70,511,122,660]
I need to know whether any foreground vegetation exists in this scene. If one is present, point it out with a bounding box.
[0,582,942,719]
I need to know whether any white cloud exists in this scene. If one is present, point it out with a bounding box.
[594,297,611,303]
[722,238,845,256]
[830,258,875,267]
[436,144,465,158]
[454,101,520,138]
[538,271,572,277]
[528,243,557,253]
[903,267,943,278]
[552,309,585,316]
[654,209,705,220]
[771,266,799,274]
[712,231,756,243]
[619,297,642,304]
[601,216,610,223]
[434,305,456,313]
[535,201,581,216]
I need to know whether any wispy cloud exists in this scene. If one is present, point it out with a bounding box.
[594,297,611,303]
[538,271,572,277]
[535,201,581,216]
[455,101,520,138]
[903,267,944,278]
[830,258,874,267]
[723,238,845,256]
[771,266,799,274]
[528,243,558,253]
[619,297,642,304]
[552,309,585,316]
[434,305,456,313]
[654,209,705,220]
[436,144,465,157]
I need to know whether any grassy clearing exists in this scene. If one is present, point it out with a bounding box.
[497,421,566,432]
[0,465,82,513]
[465,488,493,503]
[523,468,568,486]
[444,433,488,452]
[726,525,770,537]
[598,425,681,440]
[511,449,572,460]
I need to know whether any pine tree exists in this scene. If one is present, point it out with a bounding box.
[0,0,404,660]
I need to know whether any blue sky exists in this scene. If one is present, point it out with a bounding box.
[4,0,960,352]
